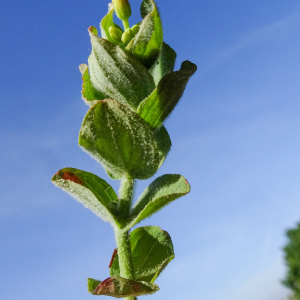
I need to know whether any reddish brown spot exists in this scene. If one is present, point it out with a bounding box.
[94,277,115,295]
[109,249,117,268]
[132,282,143,293]
[185,180,188,185]
[61,171,83,185]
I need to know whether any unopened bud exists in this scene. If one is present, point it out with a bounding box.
[131,24,140,35]
[121,28,134,45]
[109,26,123,43]
[112,0,132,22]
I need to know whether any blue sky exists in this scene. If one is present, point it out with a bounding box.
[1,0,300,299]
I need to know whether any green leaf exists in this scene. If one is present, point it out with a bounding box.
[110,226,174,283]
[100,5,123,43]
[79,64,108,106]
[88,27,155,110]
[125,0,163,67]
[87,278,101,294]
[51,168,122,228]
[137,60,197,129]
[154,126,171,168]
[88,276,159,297]
[129,174,190,228]
[149,42,177,85]
[79,99,159,180]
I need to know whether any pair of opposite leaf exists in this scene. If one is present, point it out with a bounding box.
[87,226,174,297]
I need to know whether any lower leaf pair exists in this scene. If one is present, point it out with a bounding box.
[88,226,174,298]
[88,277,159,298]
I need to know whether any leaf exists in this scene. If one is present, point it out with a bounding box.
[149,42,177,85]
[100,6,123,43]
[79,64,108,106]
[88,276,159,298]
[126,0,163,67]
[88,278,101,293]
[129,174,190,228]
[154,126,171,168]
[52,168,122,228]
[88,27,155,110]
[137,60,197,129]
[79,99,159,180]
[110,226,174,283]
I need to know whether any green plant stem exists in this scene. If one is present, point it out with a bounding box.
[116,175,137,300]
[122,19,130,30]
[118,175,135,220]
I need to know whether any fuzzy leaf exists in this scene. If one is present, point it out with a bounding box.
[79,99,159,180]
[52,168,121,228]
[88,276,159,297]
[126,0,163,67]
[137,60,197,128]
[79,64,107,106]
[149,42,177,85]
[129,174,190,227]
[110,226,174,283]
[100,6,123,43]
[154,126,171,168]
[88,278,101,293]
[88,27,155,110]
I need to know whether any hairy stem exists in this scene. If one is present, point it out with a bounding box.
[116,175,137,299]
[118,175,135,220]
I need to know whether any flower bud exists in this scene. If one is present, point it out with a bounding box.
[121,28,134,45]
[131,24,140,35]
[108,26,123,43]
[112,0,132,22]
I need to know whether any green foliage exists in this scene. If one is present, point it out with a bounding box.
[52,168,122,228]
[88,27,155,110]
[79,99,159,180]
[138,60,197,129]
[128,174,190,229]
[153,126,172,167]
[110,226,174,283]
[52,0,196,298]
[79,64,107,105]
[283,223,300,300]
[100,6,124,43]
[149,42,177,85]
[126,0,163,67]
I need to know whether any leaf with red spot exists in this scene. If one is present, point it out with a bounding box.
[124,174,190,229]
[87,276,159,298]
[52,168,122,228]
[110,226,174,283]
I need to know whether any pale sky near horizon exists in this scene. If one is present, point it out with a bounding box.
[1,0,300,299]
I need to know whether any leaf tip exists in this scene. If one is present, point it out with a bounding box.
[87,278,101,294]
[180,60,197,75]
[88,26,98,36]
[79,63,87,75]
[53,170,84,186]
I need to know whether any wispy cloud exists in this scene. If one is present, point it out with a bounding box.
[200,6,300,75]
